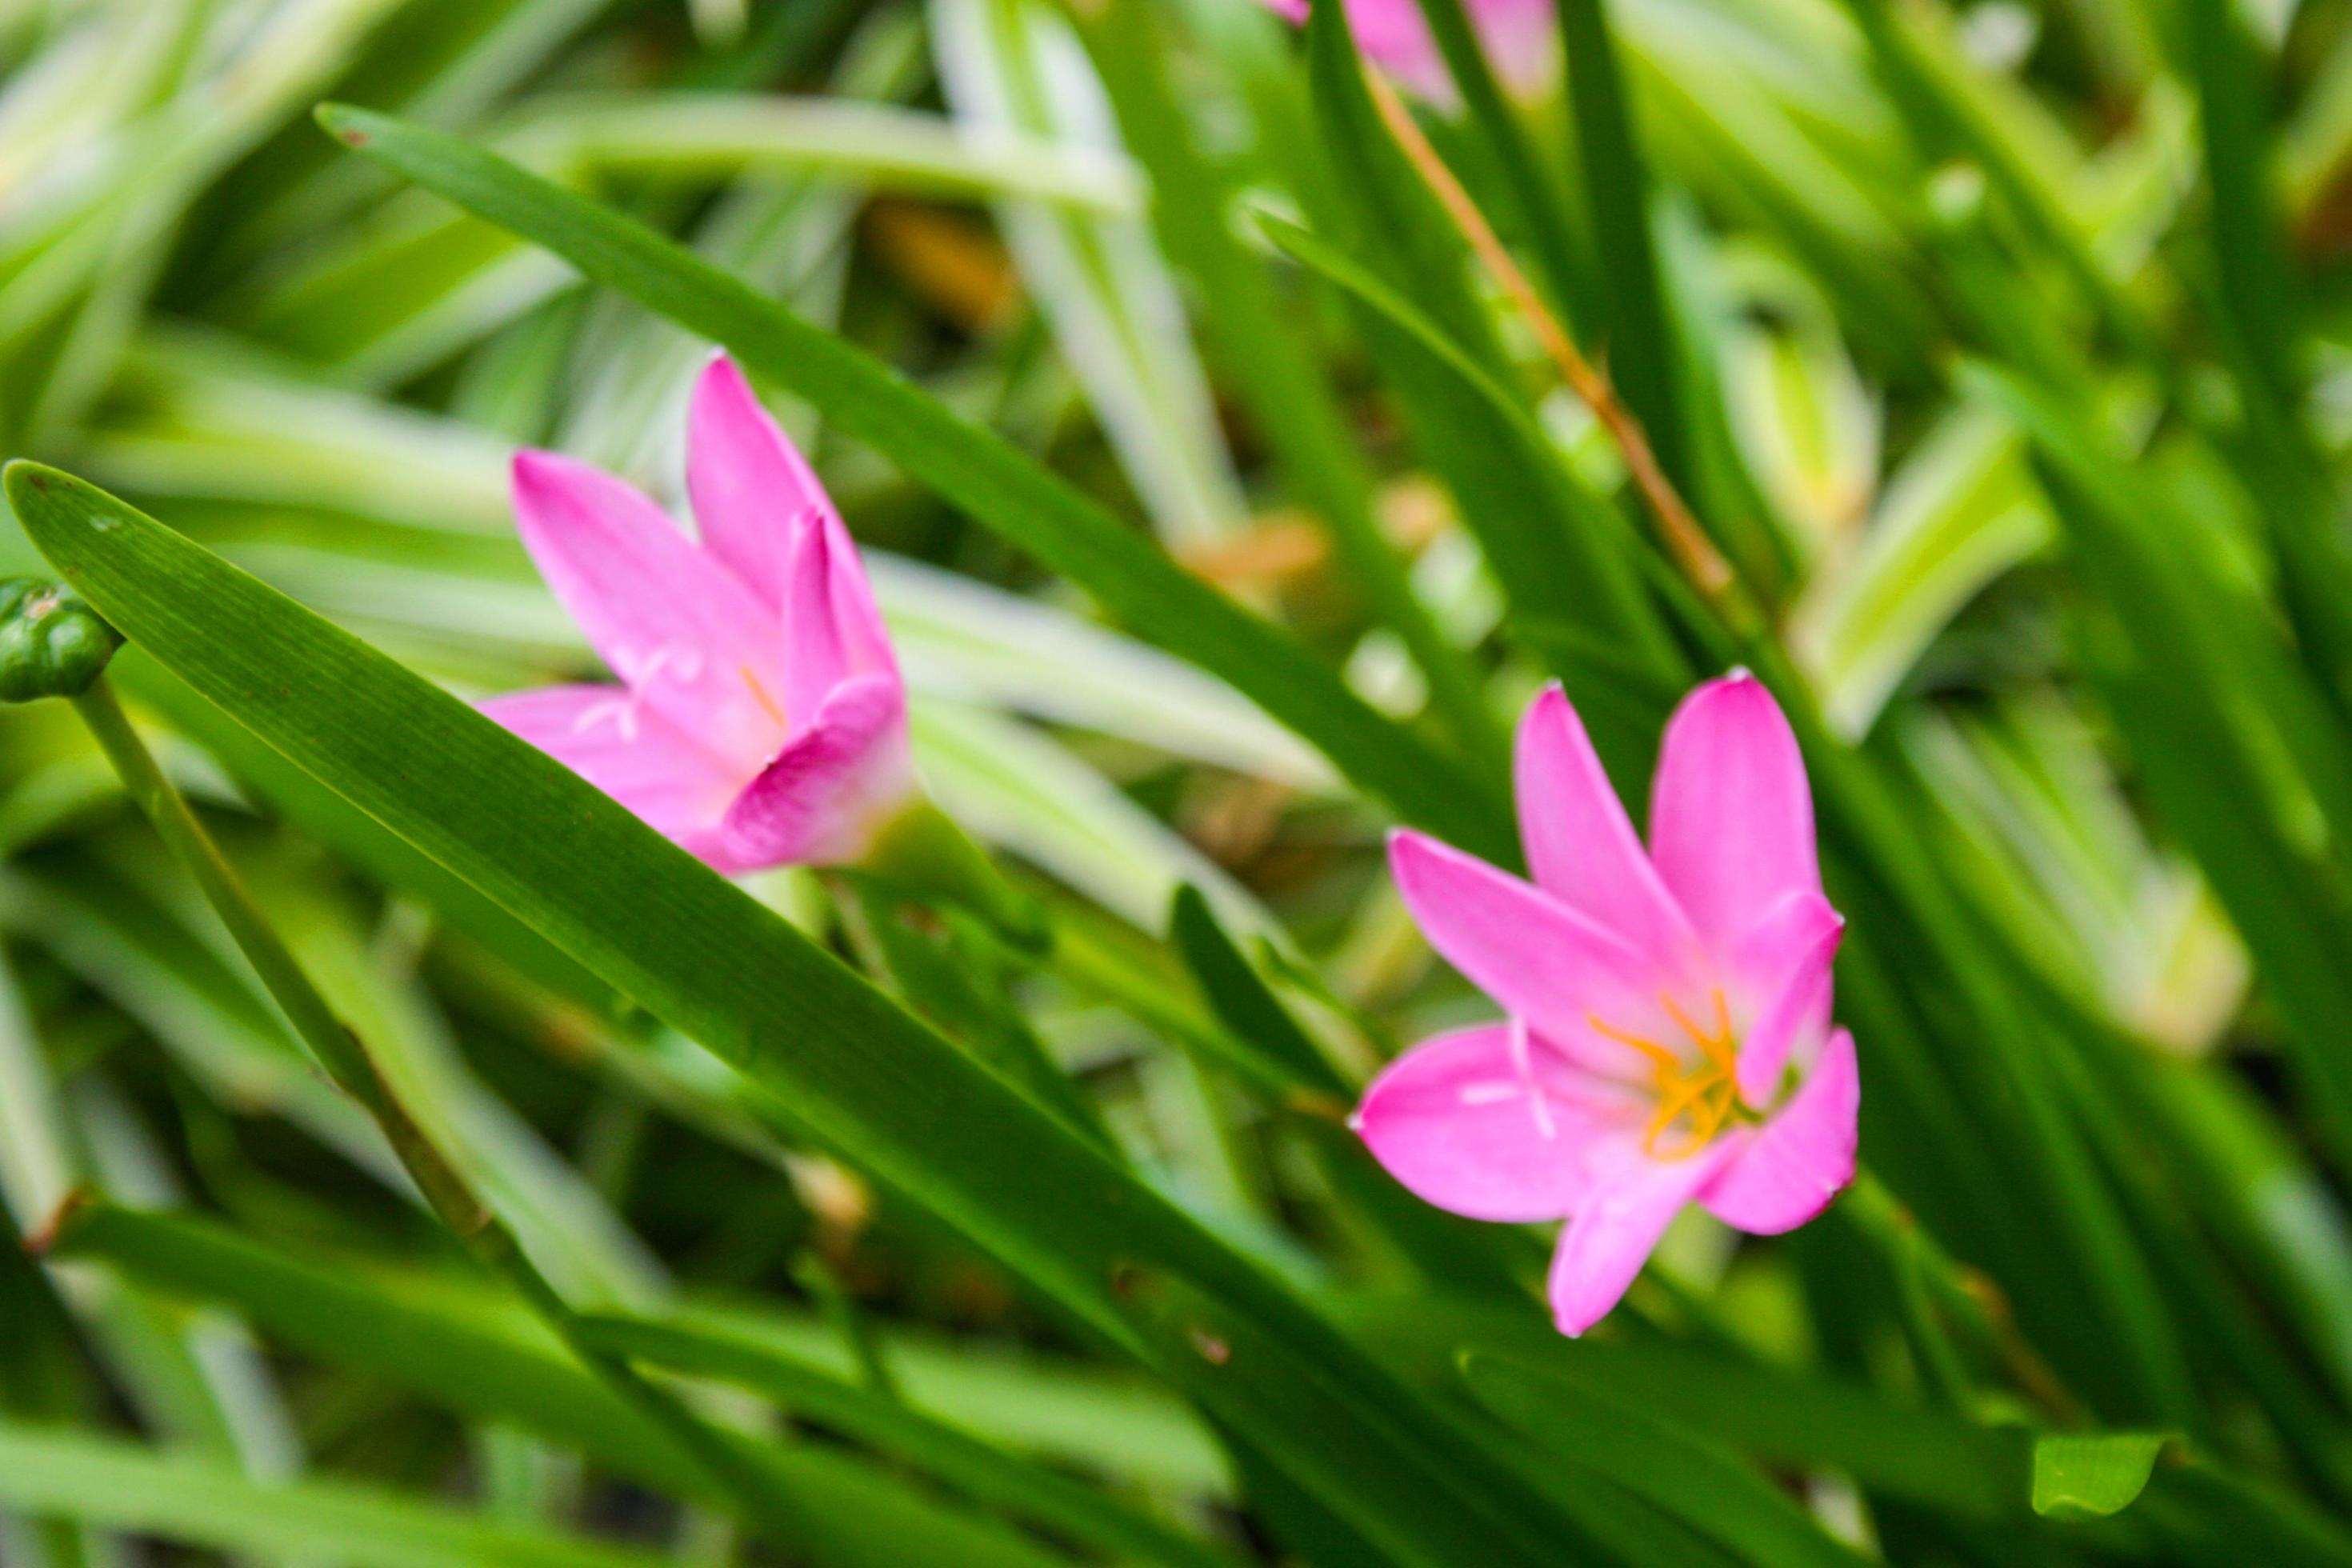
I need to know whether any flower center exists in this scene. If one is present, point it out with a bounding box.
[1587,990,1742,1161]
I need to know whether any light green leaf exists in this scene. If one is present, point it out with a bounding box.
[1790,404,2050,738]
[81,329,514,530]
[931,0,1243,546]
[509,94,1142,211]
[874,555,1334,789]
[2030,1432,2172,1520]
[911,698,1274,937]
[0,1419,674,1568]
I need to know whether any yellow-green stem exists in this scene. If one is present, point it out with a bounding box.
[1362,67,1738,608]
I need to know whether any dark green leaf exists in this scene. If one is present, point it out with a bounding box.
[1298,6,1678,686]
[1461,1351,1870,1567]
[1252,207,1690,778]
[1168,884,1345,1098]
[1335,1291,2031,1519]
[1553,0,1685,486]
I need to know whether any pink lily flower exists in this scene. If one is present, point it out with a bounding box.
[1354,674,1858,1335]
[1262,0,1559,103]
[482,352,918,874]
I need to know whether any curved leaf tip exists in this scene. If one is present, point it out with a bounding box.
[313,101,375,148]
[5,462,136,571]
[2030,1433,2174,1520]
[2,458,58,506]
[6,462,113,555]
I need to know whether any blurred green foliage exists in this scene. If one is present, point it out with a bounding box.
[6,0,2352,1562]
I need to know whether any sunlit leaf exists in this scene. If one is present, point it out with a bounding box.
[2030,1432,2171,1520]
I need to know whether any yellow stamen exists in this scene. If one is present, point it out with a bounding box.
[741,664,787,730]
[1589,988,1743,1162]
[1586,1014,1682,1075]
[1659,990,1737,1070]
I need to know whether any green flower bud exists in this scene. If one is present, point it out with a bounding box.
[0,578,122,702]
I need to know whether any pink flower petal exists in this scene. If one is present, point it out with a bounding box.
[1547,1142,1738,1336]
[510,451,785,769]
[1389,830,1661,1068]
[686,352,831,611]
[1701,1029,1859,1235]
[1354,1022,1642,1223]
[1647,671,1820,954]
[817,511,898,686]
[779,509,902,730]
[775,511,898,732]
[1264,0,1557,102]
[1466,0,1560,95]
[714,675,914,870]
[1342,0,1451,99]
[479,684,739,845]
[1730,890,1843,1106]
[1515,683,1698,974]
[781,510,854,730]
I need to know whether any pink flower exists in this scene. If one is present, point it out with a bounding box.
[1262,0,1558,103]
[1354,674,1858,1335]
[483,353,917,873]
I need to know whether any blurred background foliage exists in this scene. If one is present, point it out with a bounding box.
[8,0,2352,1562]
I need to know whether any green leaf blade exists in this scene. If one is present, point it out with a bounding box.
[308,102,1511,863]
[0,463,1594,1568]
